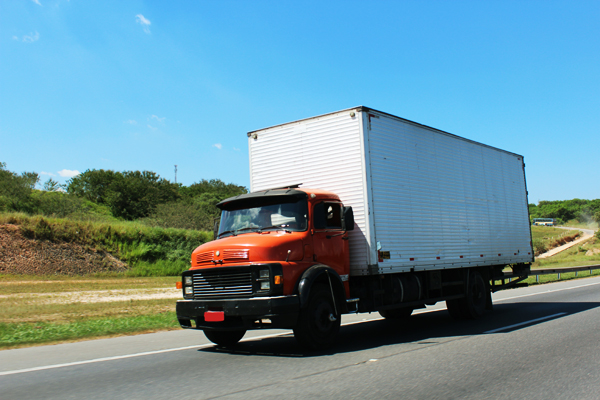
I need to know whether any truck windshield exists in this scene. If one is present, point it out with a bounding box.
[218,198,308,237]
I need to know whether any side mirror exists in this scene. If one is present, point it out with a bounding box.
[343,206,354,231]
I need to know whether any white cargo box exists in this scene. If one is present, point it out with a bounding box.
[248,107,533,276]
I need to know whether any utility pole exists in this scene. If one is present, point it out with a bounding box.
[174,165,177,184]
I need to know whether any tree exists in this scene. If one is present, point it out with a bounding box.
[594,211,600,226]
[180,179,247,200]
[67,169,180,220]
[67,169,117,204]
[0,162,39,212]
[43,178,62,192]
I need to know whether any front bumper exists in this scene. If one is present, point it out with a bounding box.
[176,295,300,331]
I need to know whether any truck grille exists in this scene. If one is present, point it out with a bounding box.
[192,268,253,299]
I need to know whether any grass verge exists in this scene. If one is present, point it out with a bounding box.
[0,312,179,350]
[0,276,182,350]
[533,236,600,268]
[531,225,581,256]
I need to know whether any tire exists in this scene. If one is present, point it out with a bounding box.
[293,284,340,350]
[462,270,488,319]
[204,329,246,347]
[447,270,488,320]
[379,307,413,319]
[446,299,465,319]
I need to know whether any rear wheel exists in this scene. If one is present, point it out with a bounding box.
[293,284,340,350]
[462,270,488,319]
[204,329,246,347]
[447,270,488,319]
[446,299,465,319]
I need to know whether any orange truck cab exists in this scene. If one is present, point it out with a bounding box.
[176,186,355,349]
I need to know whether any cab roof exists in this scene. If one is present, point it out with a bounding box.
[216,187,340,211]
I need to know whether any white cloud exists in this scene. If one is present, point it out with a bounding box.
[147,124,157,131]
[213,143,223,150]
[150,115,165,123]
[31,0,42,5]
[135,14,151,34]
[40,171,56,177]
[14,31,40,43]
[124,119,137,125]
[233,147,240,151]
[57,169,80,178]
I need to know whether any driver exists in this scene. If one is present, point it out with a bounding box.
[257,208,273,228]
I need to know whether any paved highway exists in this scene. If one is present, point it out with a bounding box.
[2,277,600,399]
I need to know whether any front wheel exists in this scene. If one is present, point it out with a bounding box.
[204,329,246,347]
[293,284,340,350]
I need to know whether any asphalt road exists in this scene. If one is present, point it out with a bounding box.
[2,277,600,399]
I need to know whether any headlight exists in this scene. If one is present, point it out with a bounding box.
[185,287,194,295]
[259,269,269,279]
[260,281,270,290]
[184,276,192,285]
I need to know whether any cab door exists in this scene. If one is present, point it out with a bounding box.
[311,201,350,276]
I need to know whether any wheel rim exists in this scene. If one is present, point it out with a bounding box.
[313,301,335,334]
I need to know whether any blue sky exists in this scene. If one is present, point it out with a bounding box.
[1,0,598,203]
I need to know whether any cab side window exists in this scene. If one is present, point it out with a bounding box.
[313,202,342,230]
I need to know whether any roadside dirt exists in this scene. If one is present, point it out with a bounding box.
[0,224,128,275]
[0,224,180,303]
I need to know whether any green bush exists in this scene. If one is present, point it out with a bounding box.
[532,238,547,256]
[30,191,117,222]
[141,200,213,231]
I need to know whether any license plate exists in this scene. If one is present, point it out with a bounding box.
[204,311,225,322]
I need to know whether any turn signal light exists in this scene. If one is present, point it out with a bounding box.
[274,275,282,285]
[176,281,182,289]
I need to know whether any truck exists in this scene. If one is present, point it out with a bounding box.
[176,106,533,349]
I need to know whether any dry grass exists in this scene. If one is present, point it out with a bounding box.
[0,297,175,324]
[0,275,178,295]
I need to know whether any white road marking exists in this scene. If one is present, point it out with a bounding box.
[2,279,598,377]
[493,280,600,303]
[0,344,212,377]
[483,312,567,334]
[0,332,290,377]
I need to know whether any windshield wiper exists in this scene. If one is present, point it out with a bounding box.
[217,230,237,238]
[219,227,261,238]
[259,225,291,233]
[234,227,260,234]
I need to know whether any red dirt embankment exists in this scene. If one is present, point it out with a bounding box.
[0,224,128,275]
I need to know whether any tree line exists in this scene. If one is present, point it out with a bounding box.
[529,198,600,225]
[0,162,247,231]
[4,161,599,230]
